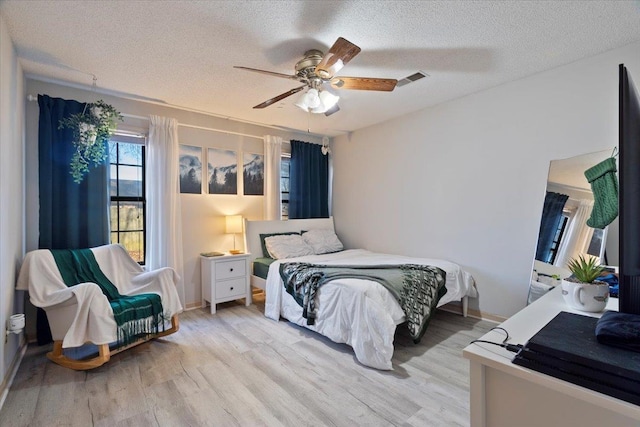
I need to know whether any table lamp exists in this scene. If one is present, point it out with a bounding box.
[225,215,243,254]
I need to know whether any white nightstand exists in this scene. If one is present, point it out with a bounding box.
[201,253,251,314]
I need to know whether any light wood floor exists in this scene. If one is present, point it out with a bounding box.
[0,296,495,427]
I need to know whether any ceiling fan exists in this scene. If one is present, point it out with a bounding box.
[234,37,397,116]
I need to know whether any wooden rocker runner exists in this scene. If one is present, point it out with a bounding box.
[47,315,180,370]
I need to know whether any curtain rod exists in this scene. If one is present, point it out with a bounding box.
[27,94,289,142]
[120,113,265,141]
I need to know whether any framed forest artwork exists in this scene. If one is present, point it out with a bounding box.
[207,148,238,194]
[179,144,202,194]
[243,153,264,196]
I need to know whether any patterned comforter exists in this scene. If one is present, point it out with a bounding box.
[279,262,447,343]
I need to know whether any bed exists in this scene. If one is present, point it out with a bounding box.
[244,217,478,370]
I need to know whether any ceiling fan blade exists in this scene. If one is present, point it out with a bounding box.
[330,77,397,91]
[315,37,361,79]
[253,85,306,109]
[234,66,298,80]
[324,104,340,116]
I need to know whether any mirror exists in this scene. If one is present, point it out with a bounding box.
[529,149,619,303]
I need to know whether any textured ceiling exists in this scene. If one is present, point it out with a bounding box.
[2,0,640,136]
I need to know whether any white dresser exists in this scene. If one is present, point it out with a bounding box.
[463,287,640,427]
[201,253,251,314]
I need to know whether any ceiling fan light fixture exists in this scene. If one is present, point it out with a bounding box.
[294,91,310,112]
[309,104,326,114]
[294,88,319,111]
[304,88,321,109]
[319,90,339,110]
[296,88,337,114]
[308,90,340,114]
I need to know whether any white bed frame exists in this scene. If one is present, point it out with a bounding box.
[244,217,469,317]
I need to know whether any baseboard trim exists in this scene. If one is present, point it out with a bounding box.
[185,302,201,311]
[0,337,28,412]
[440,302,506,323]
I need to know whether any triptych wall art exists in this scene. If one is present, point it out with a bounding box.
[179,144,264,195]
[242,153,264,196]
[179,145,203,194]
[208,148,237,194]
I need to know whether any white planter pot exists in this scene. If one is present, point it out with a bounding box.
[561,279,609,312]
[78,123,97,146]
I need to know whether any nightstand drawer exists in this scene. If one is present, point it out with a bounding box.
[215,259,246,280]
[215,277,246,299]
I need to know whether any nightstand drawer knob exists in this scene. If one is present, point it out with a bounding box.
[230,286,234,290]
[230,268,234,272]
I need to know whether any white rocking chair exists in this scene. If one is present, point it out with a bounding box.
[17,244,183,370]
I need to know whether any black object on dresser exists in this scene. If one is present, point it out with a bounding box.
[512,311,640,405]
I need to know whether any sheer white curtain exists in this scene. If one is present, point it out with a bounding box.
[146,115,185,307]
[263,135,283,220]
[555,199,595,268]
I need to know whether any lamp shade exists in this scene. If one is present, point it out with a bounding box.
[304,88,321,109]
[225,215,243,234]
[319,90,339,110]
[294,91,309,112]
[295,88,324,112]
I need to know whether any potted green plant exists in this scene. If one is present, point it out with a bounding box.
[59,100,123,183]
[561,255,609,312]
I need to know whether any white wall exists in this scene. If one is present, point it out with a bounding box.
[332,41,640,319]
[0,15,25,394]
[24,80,322,309]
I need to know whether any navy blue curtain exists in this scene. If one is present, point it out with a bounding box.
[38,94,110,249]
[37,94,110,343]
[535,191,569,263]
[289,140,329,219]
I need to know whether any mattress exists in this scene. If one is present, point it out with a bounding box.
[264,249,477,370]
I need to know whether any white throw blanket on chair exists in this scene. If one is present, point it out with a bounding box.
[16,244,183,348]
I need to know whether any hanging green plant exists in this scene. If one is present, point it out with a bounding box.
[58,100,123,183]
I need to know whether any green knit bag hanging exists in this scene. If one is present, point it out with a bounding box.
[585,156,619,229]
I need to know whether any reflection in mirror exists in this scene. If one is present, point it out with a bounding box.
[529,149,619,303]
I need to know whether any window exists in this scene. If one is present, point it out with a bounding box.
[547,214,569,264]
[109,139,145,263]
[280,155,290,219]
[587,228,606,260]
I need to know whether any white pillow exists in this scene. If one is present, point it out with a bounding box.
[264,234,314,259]
[302,229,344,255]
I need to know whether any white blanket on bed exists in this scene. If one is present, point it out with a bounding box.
[264,249,477,370]
[16,244,183,348]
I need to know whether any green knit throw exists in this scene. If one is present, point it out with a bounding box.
[50,248,165,347]
[584,157,619,229]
